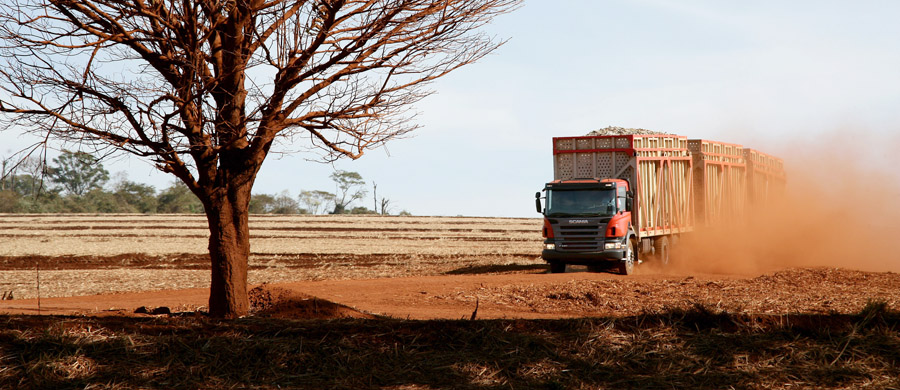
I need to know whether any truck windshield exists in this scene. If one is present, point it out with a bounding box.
[546,189,617,217]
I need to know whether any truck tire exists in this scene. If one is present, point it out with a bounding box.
[655,236,670,266]
[549,262,567,274]
[618,237,635,275]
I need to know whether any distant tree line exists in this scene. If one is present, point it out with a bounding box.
[1,151,407,215]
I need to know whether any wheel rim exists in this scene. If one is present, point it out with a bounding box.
[624,239,635,273]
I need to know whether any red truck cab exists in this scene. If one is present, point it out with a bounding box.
[535,178,638,274]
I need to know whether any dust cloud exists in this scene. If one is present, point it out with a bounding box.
[670,131,900,275]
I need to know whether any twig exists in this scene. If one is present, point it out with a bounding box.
[831,326,857,366]
[36,258,41,314]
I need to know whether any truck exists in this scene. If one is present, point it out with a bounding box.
[535,133,785,274]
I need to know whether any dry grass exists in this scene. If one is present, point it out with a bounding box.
[2,215,900,389]
[1,303,898,389]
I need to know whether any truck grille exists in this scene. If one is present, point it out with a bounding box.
[552,219,608,252]
[560,225,602,237]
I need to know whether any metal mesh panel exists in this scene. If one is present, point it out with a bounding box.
[576,138,593,150]
[688,140,701,154]
[555,154,574,179]
[555,139,574,151]
[598,138,613,149]
[576,153,594,178]
[614,152,630,173]
[596,153,614,178]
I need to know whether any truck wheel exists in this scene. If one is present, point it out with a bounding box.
[655,237,670,266]
[618,237,635,275]
[549,262,567,274]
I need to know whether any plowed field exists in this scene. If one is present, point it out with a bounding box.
[0,214,543,301]
[1,214,899,319]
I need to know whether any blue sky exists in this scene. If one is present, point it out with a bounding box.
[3,1,900,217]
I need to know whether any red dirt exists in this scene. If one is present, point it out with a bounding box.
[248,283,376,319]
[2,267,898,320]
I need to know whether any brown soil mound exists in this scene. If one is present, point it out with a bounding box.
[248,284,375,319]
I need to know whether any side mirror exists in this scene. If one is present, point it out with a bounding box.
[535,193,542,214]
[626,190,633,198]
[625,198,633,212]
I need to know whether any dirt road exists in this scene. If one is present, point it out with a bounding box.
[3,267,898,319]
[3,215,899,320]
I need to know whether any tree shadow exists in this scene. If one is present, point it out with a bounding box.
[444,263,549,275]
[1,303,898,389]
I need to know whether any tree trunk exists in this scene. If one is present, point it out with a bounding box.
[205,184,252,318]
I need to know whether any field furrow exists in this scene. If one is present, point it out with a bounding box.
[0,214,546,299]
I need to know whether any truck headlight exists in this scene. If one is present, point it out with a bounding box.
[604,242,624,250]
[544,243,556,250]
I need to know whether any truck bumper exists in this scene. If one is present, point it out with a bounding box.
[541,248,626,264]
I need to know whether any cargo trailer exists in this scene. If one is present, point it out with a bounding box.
[688,139,747,226]
[538,134,693,274]
[744,148,786,207]
[536,133,785,274]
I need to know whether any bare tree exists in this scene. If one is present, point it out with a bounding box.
[0,0,516,317]
[1,156,11,191]
[372,181,378,213]
[1,154,47,197]
[372,180,392,215]
[330,170,366,213]
[380,197,391,215]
